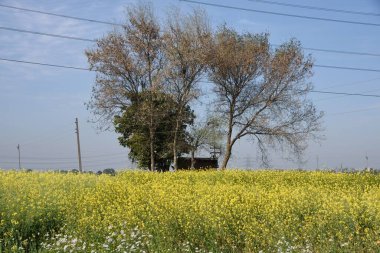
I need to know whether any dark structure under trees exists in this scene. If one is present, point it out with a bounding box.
[177,157,218,170]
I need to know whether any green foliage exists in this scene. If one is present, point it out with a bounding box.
[102,168,116,176]
[114,91,194,170]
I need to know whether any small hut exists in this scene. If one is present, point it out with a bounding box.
[177,157,218,170]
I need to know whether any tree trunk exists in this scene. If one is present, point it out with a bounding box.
[150,128,155,171]
[221,142,232,169]
[221,107,234,169]
[149,110,155,171]
[172,117,181,171]
[173,139,177,171]
[148,54,155,172]
[190,150,195,169]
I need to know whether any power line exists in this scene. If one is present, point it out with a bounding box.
[0,26,95,42]
[0,3,122,26]
[0,153,127,160]
[0,161,90,165]
[306,77,380,102]
[3,57,380,73]
[314,64,380,73]
[288,46,380,58]
[2,58,380,98]
[315,87,380,102]
[4,24,379,57]
[1,8,379,57]
[310,90,380,98]
[0,57,89,71]
[248,0,380,17]
[0,159,128,166]
[179,0,380,27]
[201,80,380,98]
[0,156,127,164]
[1,153,128,164]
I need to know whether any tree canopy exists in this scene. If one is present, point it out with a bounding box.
[208,26,323,168]
[114,91,193,170]
[86,3,323,170]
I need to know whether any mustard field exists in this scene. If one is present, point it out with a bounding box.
[0,170,379,252]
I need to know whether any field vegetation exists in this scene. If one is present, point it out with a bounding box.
[0,170,379,252]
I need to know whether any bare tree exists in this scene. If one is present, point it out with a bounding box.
[86,3,164,171]
[163,8,212,170]
[208,26,323,169]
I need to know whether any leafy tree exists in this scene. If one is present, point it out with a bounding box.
[208,26,323,168]
[86,3,209,171]
[163,8,211,170]
[86,4,323,171]
[114,91,194,170]
[86,3,165,170]
[103,168,116,176]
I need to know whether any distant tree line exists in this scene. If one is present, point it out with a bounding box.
[85,3,323,170]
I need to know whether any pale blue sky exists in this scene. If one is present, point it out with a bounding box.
[1,0,380,170]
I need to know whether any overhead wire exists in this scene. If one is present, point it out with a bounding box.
[315,87,380,102]
[1,152,129,164]
[0,3,122,26]
[200,80,380,98]
[0,26,96,42]
[248,0,380,17]
[0,160,129,168]
[0,57,89,71]
[275,45,380,58]
[2,57,380,98]
[1,152,128,161]
[2,57,380,100]
[2,2,378,169]
[179,0,380,27]
[1,3,379,87]
[1,156,128,165]
[2,57,380,74]
[314,64,380,73]
[306,77,380,102]
[310,90,380,98]
[0,152,130,169]
[1,3,379,120]
[1,5,380,57]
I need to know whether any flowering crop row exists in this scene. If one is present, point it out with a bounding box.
[0,170,379,252]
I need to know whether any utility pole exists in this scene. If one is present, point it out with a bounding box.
[17,144,21,170]
[75,118,83,172]
[210,145,221,159]
[365,153,369,168]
